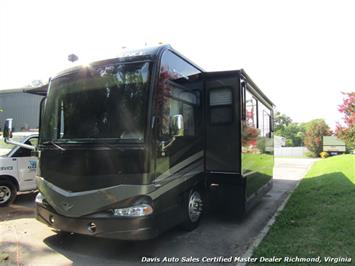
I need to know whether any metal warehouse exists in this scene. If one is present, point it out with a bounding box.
[0,87,44,131]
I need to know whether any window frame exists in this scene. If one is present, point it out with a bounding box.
[156,50,202,139]
[263,110,272,138]
[158,78,199,137]
[244,88,258,128]
[41,61,151,144]
[208,86,234,125]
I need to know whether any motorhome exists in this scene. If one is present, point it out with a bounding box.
[3,45,274,239]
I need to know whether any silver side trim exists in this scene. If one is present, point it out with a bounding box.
[37,177,156,218]
[153,150,204,183]
[242,171,257,177]
[149,158,204,200]
[208,171,240,175]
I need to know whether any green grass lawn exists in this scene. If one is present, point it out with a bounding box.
[242,153,274,196]
[242,153,274,176]
[250,154,355,265]
[274,156,308,159]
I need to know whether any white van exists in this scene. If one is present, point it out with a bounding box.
[0,132,38,206]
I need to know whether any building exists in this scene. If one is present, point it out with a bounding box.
[0,86,46,131]
[323,136,346,155]
[274,135,286,148]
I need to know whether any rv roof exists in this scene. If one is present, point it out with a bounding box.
[240,69,275,107]
[54,44,171,79]
[22,45,273,108]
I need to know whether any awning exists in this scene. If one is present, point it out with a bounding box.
[23,84,48,96]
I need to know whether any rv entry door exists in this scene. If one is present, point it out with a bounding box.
[204,71,241,175]
[204,71,246,216]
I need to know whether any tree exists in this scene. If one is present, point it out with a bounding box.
[304,119,331,157]
[274,111,292,132]
[276,122,305,147]
[274,112,305,146]
[335,92,355,150]
[31,80,43,87]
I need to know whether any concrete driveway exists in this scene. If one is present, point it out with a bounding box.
[0,158,316,266]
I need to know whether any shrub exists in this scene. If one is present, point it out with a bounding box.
[320,151,329,158]
[304,119,331,157]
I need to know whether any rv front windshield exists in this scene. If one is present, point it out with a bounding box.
[40,61,150,143]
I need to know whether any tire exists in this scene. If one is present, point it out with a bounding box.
[0,180,17,207]
[181,188,204,231]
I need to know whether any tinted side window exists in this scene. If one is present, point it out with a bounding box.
[258,101,271,137]
[159,89,197,139]
[159,51,201,81]
[156,51,201,139]
[209,87,233,124]
[245,90,258,128]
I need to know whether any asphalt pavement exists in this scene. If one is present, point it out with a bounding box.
[0,158,316,266]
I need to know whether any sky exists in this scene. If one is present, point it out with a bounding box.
[0,0,354,129]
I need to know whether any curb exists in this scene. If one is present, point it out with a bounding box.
[236,160,317,266]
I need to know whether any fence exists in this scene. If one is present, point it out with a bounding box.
[274,147,309,157]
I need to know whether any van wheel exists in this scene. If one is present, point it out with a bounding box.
[181,188,204,231]
[0,181,17,207]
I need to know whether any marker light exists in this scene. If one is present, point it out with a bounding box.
[35,192,44,204]
[112,204,153,217]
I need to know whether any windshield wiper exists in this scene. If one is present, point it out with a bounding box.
[42,140,66,151]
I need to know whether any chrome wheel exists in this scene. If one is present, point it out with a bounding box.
[0,185,12,204]
[188,191,203,223]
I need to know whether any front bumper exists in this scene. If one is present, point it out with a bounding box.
[36,204,158,240]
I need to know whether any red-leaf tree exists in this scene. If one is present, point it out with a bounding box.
[336,92,355,150]
[304,119,331,157]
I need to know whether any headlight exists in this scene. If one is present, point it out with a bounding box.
[35,192,44,204]
[112,203,153,217]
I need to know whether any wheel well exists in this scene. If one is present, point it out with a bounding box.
[0,175,19,191]
[193,173,207,194]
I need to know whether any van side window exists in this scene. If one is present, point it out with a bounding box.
[13,147,31,157]
[28,137,38,146]
[12,137,38,157]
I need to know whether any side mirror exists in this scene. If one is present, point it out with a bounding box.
[3,118,13,139]
[2,118,35,150]
[160,114,184,155]
[170,114,184,137]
